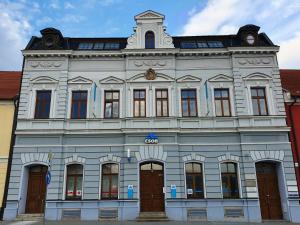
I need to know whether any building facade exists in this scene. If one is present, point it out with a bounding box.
[0,71,21,219]
[281,69,300,194]
[3,11,300,222]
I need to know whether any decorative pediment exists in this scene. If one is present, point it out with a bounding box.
[31,76,58,84]
[68,76,93,84]
[134,10,165,20]
[243,73,272,80]
[99,76,124,84]
[208,74,233,82]
[176,75,201,83]
[127,72,174,82]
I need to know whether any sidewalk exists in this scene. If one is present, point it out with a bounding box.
[1,221,300,225]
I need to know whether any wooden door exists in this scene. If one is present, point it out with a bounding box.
[140,162,164,212]
[25,165,47,214]
[256,162,283,220]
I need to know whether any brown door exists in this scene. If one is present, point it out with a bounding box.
[256,162,283,220]
[140,162,164,212]
[25,165,47,214]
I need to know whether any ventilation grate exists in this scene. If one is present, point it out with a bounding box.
[99,208,118,220]
[187,208,207,221]
[62,209,81,220]
[224,207,244,218]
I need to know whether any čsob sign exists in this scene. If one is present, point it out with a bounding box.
[145,133,158,144]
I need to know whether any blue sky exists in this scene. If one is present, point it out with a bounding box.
[1,0,300,70]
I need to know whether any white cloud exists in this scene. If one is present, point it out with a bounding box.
[0,1,32,70]
[182,0,300,68]
[64,2,75,9]
[60,14,86,23]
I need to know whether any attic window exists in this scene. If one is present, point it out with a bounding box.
[207,41,223,48]
[180,41,223,49]
[145,31,155,49]
[93,43,104,49]
[104,43,120,49]
[181,41,197,49]
[197,42,208,48]
[78,43,93,50]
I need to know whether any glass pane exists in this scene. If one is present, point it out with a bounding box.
[111,164,119,173]
[259,99,267,115]
[252,99,259,115]
[186,163,193,173]
[230,175,239,197]
[102,164,111,174]
[113,92,119,99]
[227,163,236,173]
[141,163,151,170]
[162,101,168,116]
[194,175,203,197]
[222,89,228,98]
[93,43,104,49]
[105,103,112,118]
[134,91,139,99]
[80,102,87,118]
[251,88,257,97]
[112,102,119,117]
[190,100,197,116]
[106,92,112,100]
[258,88,265,97]
[157,101,161,116]
[71,102,78,118]
[76,176,82,197]
[101,175,110,198]
[67,177,75,197]
[223,100,230,116]
[156,90,161,98]
[134,101,139,117]
[162,90,168,98]
[68,164,83,175]
[140,91,145,99]
[222,175,230,197]
[215,100,222,116]
[186,174,193,189]
[193,163,201,173]
[152,163,163,170]
[189,90,196,98]
[214,90,221,98]
[182,100,188,116]
[111,175,118,198]
[140,101,145,116]
[221,163,228,173]
[181,90,188,99]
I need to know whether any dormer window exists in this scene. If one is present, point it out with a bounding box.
[145,31,155,49]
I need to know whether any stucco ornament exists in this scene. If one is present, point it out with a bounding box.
[238,58,271,65]
[145,68,157,80]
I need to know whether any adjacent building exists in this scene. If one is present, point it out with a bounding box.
[0,71,21,219]
[281,69,300,195]
[3,11,300,222]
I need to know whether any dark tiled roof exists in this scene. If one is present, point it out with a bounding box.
[0,71,22,100]
[280,70,300,96]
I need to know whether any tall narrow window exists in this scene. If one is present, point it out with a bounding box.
[34,90,51,119]
[66,164,83,200]
[101,163,119,199]
[181,89,197,117]
[104,90,119,118]
[134,90,146,117]
[186,162,204,199]
[145,31,155,49]
[251,87,268,116]
[221,162,239,198]
[156,89,168,117]
[71,90,87,119]
[214,89,231,117]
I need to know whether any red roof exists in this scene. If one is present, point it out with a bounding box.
[0,71,22,100]
[280,69,300,96]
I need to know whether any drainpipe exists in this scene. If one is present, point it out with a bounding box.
[287,97,300,196]
[0,57,24,220]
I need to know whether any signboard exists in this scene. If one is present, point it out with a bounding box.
[46,171,51,186]
[187,189,193,195]
[128,185,133,199]
[145,133,158,144]
[171,184,176,198]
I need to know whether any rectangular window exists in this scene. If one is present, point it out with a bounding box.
[104,91,119,118]
[133,90,146,117]
[221,163,240,199]
[34,90,51,119]
[251,87,268,116]
[186,163,204,199]
[214,89,231,117]
[66,164,83,200]
[181,89,197,117]
[71,90,88,119]
[156,89,168,117]
[101,164,119,199]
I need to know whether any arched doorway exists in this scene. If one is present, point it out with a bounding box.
[25,165,48,213]
[255,161,283,220]
[140,161,164,212]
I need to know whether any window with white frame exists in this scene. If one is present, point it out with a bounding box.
[66,164,83,200]
[101,163,119,199]
[251,87,268,116]
[214,88,231,117]
[34,90,52,119]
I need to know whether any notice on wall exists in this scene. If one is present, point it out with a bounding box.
[128,185,133,199]
[171,184,176,198]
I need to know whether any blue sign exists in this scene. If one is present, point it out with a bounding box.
[46,171,51,185]
[145,133,158,144]
[171,184,176,198]
[128,185,133,199]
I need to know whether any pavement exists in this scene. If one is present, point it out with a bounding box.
[1,221,300,225]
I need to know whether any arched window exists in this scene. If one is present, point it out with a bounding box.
[185,162,204,198]
[66,164,83,200]
[101,163,119,199]
[145,31,155,49]
[221,162,239,198]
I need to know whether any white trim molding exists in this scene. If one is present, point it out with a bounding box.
[99,154,122,163]
[21,153,50,165]
[250,150,284,161]
[135,145,167,162]
[64,154,86,164]
[217,153,239,162]
[182,153,205,162]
